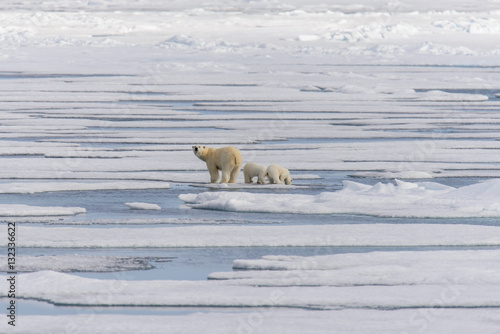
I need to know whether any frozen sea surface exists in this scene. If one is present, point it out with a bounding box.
[1,0,500,333]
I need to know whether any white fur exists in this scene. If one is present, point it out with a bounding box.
[243,162,267,184]
[266,164,292,185]
[192,145,242,183]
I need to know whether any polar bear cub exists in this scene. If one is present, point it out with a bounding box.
[266,164,292,185]
[192,145,242,183]
[244,162,268,184]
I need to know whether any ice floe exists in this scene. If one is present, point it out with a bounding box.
[125,202,161,210]
[4,224,500,248]
[395,89,489,101]
[211,250,500,286]
[181,179,500,218]
[2,247,500,333]
[4,309,500,334]
[0,204,86,217]
[0,181,170,194]
[45,218,281,225]
[2,1,500,332]
[1,269,499,309]
[351,170,434,179]
[188,182,304,190]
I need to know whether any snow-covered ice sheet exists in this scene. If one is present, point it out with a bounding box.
[45,217,282,225]
[210,250,500,286]
[0,204,85,217]
[181,179,500,218]
[0,1,498,187]
[3,309,500,334]
[4,224,500,248]
[0,181,170,194]
[187,182,305,190]
[1,270,498,309]
[2,248,500,333]
[2,0,500,332]
[125,202,161,210]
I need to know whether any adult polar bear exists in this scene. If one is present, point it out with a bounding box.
[192,145,242,183]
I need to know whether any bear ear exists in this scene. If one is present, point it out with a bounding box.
[203,146,206,148]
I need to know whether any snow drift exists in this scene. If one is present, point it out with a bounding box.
[180,179,500,218]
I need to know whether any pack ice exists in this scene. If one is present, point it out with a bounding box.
[181,179,500,218]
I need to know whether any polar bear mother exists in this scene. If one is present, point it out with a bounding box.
[192,145,242,183]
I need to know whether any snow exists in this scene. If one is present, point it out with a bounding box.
[188,182,304,190]
[2,247,500,333]
[125,202,161,210]
[4,224,500,248]
[0,204,85,217]
[0,181,170,194]
[351,171,434,179]
[217,250,500,286]
[47,217,281,225]
[396,89,489,102]
[2,310,499,334]
[180,179,500,218]
[4,245,499,334]
[2,268,499,308]
[2,0,500,332]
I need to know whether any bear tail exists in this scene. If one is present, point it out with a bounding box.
[234,151,242,166]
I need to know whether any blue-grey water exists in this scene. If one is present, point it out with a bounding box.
[1,169,498,315]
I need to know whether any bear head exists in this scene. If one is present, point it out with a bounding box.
[192,145,208,161]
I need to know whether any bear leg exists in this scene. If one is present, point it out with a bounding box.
[220,164,234,183]
[257,173,267,184]
[208,164,220,183]
[267,172,277,184]
[244,171,252,183]
[228,164,241,183]
[220,171,230,183]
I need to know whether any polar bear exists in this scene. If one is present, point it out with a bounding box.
[266,164,292,185]
[244,162,267,184]
[192,145,242,183]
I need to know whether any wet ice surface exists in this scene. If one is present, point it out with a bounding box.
[1,0,500,332]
